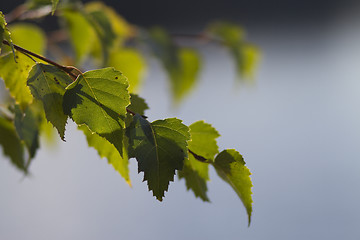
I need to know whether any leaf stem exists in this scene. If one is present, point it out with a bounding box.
[188,149,211,163]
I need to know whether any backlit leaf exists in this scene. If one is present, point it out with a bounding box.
[27,63,73,140]
[51,0,59,14]
[179,121,220,201]
[9,23,46,55]
[79,125,131,185]
[127,115,190,201]
[0,52,34,109]
[62,9,96,63]
[63,67,130,156]
[0,11,15,58]
[213,149,253,225]
[0,116,26,172]
[108,48,146,93]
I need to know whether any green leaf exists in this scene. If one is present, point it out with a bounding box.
[108,48,146,93]
[148,28,201,103]
[14,104,41,159]
[63,67,130,156]
[27,63,73,140]
[0,12,15,60]
[0,117,26,172]
[188,120,220,160]
[127,115,190,201]
[79,125,131,185]
[8,23,47,55]
[62,9,96,63]
[85,4,116,64]
[178,121,220,201]
[0,52,34,109]
[128,94,149,116]
[207,21,260,81]
[178,159,210,202]
[213,149,253,225]
[51,0,59,14]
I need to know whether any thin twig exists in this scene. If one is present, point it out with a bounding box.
[2,40,78,79]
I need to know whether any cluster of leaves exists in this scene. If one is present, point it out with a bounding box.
[0,0,256,224]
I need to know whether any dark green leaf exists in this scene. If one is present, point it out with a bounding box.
[128,94,149,116]
[178,159,210,202]
[27,63,73,140]
[213,149,253,225]
[0,117,26,172]
[127,115,190,201]
[63,67,130,156]
[0,52,35,109]
[14,104,41,159]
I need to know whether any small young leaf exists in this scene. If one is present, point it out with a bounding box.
[51,0,59,14]
[27,63,73,140]
[127,115,190,201]
[63,67,130,156]
[0,117,26,172]
[128,94,149,116]
[0,52,34,109]
[9,23,47,55]
[108,48,146,93]
[79,125,131,185]
[213,149,253,225]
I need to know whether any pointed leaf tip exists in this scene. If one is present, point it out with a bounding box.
[213,149,253,225]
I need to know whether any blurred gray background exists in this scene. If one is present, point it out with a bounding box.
[1,1,360,239]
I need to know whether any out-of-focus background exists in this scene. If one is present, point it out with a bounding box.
[1,0,360,239]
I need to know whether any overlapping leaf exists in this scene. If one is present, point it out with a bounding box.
[27,63,73,140]
[63,67,130,156]
[79,125,131,185]
[179,121,220,201]
[213,149,253,225]
[127,115,190,201]
[0,116,26,172]
[0,52,35,109]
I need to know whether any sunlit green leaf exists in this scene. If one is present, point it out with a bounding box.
[0,52,34,109]
[8,23,46,55]
[63,67,130,156]
[0,116,26,172]
[79,125,131,185]
[213,149,253,225]
[62,9,96,63]
[14,103,41,159]
[108,48,146,93]
[27,63,73,140]
[127,115,190,201]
